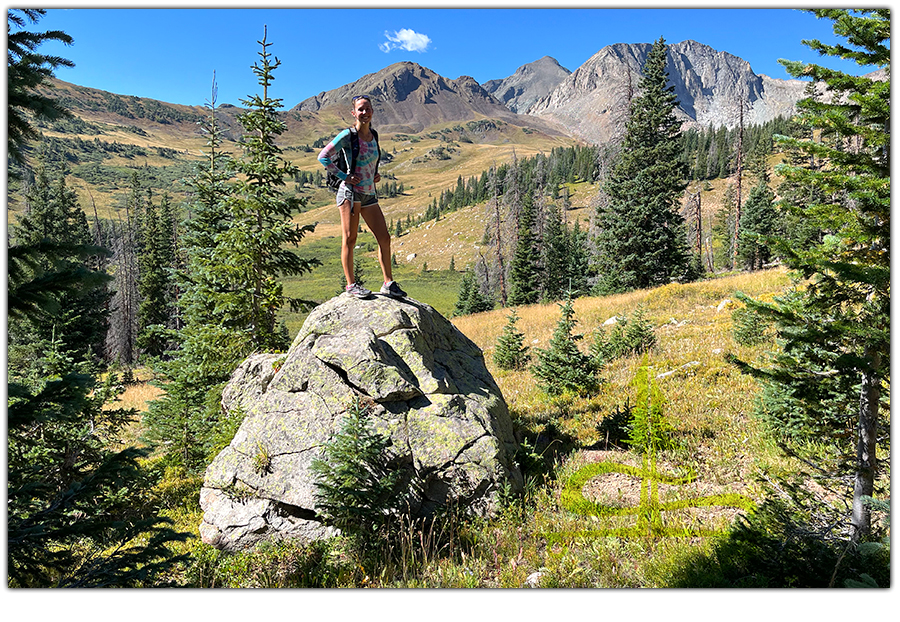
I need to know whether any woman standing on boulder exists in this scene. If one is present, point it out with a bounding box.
[318,95,406,299]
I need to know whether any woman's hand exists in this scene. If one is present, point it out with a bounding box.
[348,174,361,185]
[374,173,381,184]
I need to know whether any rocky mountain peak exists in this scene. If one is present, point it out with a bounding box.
[292,61,526,134]
[483,56,571,113]
[526,39,807,145]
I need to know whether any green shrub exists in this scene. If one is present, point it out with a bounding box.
[591,304,656,366]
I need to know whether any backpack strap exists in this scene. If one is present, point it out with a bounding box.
[372,128,380,177]
[347,126,380,180]
[348,126,360,181]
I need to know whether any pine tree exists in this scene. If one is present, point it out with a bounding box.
[566,220,592,297]
[507,191,540,306]
[7,9,74,171]
[143,75,242,471]
[453,267,493,317]
[310,398,405,534]
[541,201,569,301]
[712,183,738,271]
[594,37,693,293]
[736,174,779,270]
[8,244,186,586]
[493,307,531,371]
[734,9,890,538]
[531,293,598,397]
[10,164,107,368]
[220,28,319,351]
[137,193,177,357]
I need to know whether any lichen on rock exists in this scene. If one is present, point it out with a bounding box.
[199,294,523,552]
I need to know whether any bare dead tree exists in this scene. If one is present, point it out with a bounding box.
[488,164,507,307]
[731,85,746,270]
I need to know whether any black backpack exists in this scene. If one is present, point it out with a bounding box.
[325,126,380,191]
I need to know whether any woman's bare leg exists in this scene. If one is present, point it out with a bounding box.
[360,203,393,283]
[339,199,362,284]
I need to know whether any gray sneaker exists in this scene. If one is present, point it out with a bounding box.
[346,282,373,299]
[380,281,407,298]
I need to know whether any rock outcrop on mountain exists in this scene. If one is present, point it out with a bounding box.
[482,56,571,113]
[199,294,523,552]
[293,61,563,136]
[527,40,808,145]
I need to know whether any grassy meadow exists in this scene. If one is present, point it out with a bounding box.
[123,266,842,588]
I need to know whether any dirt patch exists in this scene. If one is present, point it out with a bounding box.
[576,449,751,531]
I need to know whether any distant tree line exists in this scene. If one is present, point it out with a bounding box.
[679,115,792,181]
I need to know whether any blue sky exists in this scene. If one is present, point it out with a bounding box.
[33,4,881,109]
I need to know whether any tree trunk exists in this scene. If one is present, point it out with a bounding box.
[851,347,881,538]
[731,93,744,270]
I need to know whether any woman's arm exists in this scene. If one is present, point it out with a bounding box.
[317,129,352,180]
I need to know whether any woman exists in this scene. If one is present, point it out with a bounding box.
[318,95,405,300]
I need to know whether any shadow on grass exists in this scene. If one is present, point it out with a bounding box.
[655,495,891,588]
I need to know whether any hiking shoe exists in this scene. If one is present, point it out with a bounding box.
[380,281,407,298]
[346,282,373,299]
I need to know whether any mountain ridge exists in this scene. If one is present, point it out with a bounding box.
[39,39,812,148]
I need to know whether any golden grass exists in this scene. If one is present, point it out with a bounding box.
[454,268,793,481]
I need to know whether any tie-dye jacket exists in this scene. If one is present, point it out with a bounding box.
[317,129,379,195]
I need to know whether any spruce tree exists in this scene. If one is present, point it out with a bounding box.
[219,28,319,351]
[541,201,569,301]
[8,244,186,587]
[310,398,405,534]
[453,267,493,316]
[594,37,693,293]
[566,220,592,297]
[493,307,531,371]
[137,193,176,357]
[143,76,242,471]
[507,191,540,306]
[11,164,108,369]
[736,174,779,270]
[734,9,890,538]
[531,293,598,397]
[7,9,74,171]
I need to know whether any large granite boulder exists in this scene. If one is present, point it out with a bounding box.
[199,294,523,552]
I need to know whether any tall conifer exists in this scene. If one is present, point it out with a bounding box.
[222,28,319,351]
[594,37,693,293]
[735,9,890,537]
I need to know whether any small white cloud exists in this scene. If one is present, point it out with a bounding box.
[380,28,432,53]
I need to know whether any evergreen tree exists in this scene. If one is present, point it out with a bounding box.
[137,193,177,357]
[310,398,406,534]
[736,175,779,270]
[7,9,74,171]
[734,9,890,538]
[594,37,693,293]
[566,220,592,297]
[7,242,186,587]
[507,191,540,306]
[493,307,531,371]
[541,201,569,301]
[219,28,319,351]
[453,267,493,316]
[531,293,598,397]
[712,183,738,271]
[143,76,242,471]
[10,164,107,368]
